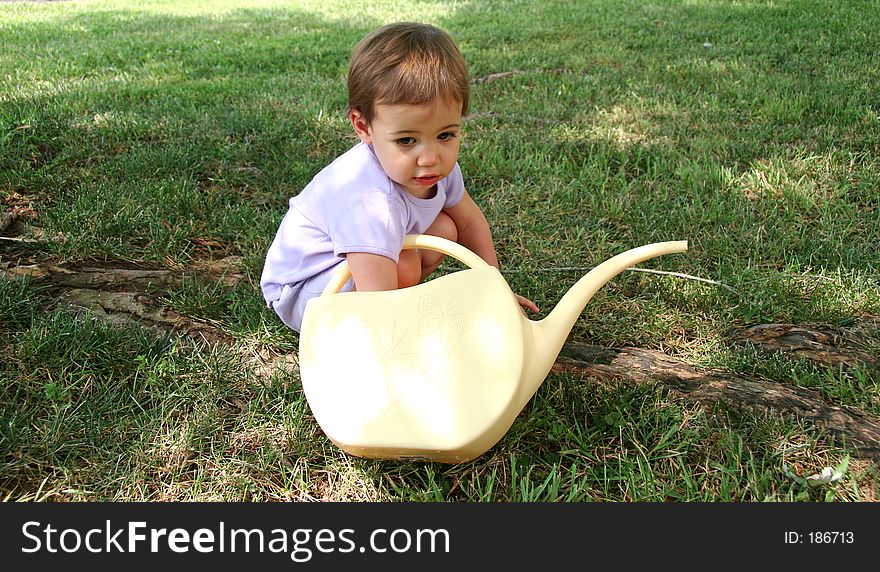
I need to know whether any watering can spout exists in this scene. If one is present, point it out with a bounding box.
[519,240,689,404]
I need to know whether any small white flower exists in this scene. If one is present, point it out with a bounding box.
[805,456,849,486]
[782,455,849,487]
[807,467,835,482]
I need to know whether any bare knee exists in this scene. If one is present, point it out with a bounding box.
[397,249,421,289]
[398,212,460,288]
[427,211,458,243]
[420,212,459,272]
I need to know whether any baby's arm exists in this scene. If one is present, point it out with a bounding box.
[443,192,498,267]
[345,252,399,291]
[444,192,540,313]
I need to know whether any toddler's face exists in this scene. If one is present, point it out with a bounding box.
[351,100,462,199]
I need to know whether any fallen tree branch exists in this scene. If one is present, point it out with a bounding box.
[733,322,878,368]
[2,262,243,290]
[0,211,18,234]
[59,288,234,345]
[554,342,880,459]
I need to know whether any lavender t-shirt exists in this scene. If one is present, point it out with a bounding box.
[260,142,465,315]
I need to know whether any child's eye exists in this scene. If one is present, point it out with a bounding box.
[438,131,458,141]
[395,137,416,146]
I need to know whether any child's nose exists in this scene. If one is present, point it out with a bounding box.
[417,147,439,167]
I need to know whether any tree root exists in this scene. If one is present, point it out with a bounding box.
[556,339,880,459]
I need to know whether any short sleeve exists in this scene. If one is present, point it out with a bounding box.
[442,163,465,208]
[326,189,408,262]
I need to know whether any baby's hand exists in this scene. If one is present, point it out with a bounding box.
[515,294,540,314]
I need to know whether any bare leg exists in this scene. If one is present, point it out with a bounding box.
[397,211,458,288]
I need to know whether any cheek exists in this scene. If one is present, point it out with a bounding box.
[377,148,408,177]
[444,143,460,162]
[392,150,412,168]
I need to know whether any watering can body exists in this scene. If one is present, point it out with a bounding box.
[298,235,687,463]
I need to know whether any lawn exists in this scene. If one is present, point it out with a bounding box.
[1,0,878,501]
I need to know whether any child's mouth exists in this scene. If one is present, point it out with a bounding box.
[414,175,440,186]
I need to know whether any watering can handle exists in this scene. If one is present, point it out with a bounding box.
[321,234,491,295]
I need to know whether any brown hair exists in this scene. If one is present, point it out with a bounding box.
[347,22,469,125]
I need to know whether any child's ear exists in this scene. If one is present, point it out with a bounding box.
[349,109,372,144]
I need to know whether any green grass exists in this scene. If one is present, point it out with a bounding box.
[2,0,879,501]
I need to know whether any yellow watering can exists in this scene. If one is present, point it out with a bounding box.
[299,235,687,464]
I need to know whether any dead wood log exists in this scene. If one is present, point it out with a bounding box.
[1,261,239,344]
[732,322,878,368]
[2,262,243,291]
[58,288,234,345]
[555,342,880,459]
[0,211,18,235]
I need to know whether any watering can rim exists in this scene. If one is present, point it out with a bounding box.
[320,234,493,296]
